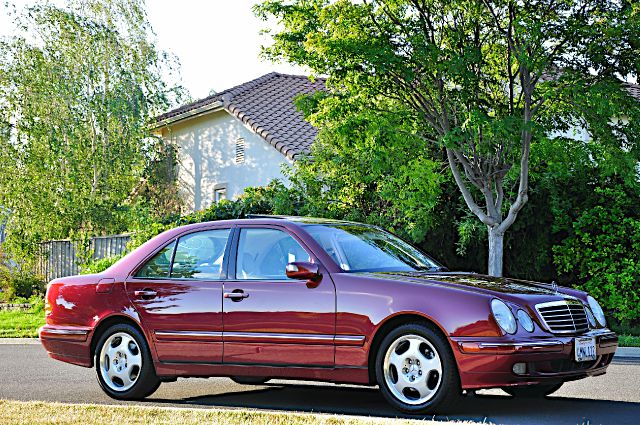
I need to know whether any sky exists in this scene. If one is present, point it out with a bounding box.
[0,0,306,99]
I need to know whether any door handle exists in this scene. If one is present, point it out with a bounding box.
[224,291,249,301]
[134,289,157,298]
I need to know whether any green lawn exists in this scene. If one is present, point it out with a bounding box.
[0,400,479,425]
[0,305,45,337]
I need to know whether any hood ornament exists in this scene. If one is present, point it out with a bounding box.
[551,280,559,294]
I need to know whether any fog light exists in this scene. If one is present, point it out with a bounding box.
[512,362,527,375]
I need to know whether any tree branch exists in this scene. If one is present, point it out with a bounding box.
[446,148,497,226]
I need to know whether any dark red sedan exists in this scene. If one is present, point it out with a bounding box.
[40,216,618,413]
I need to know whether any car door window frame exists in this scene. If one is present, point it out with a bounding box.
[228,225,317,282]
[129,226,234,281]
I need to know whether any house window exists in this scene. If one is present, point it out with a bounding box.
[214,188,227,203]
[213,184,227,204]
[235,137,245,164]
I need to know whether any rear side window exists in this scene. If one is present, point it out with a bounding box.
[171,229,231,279]
[135,241,176,278]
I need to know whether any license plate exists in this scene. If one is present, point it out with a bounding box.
[574,337,597,362]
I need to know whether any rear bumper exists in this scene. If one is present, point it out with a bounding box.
[39,325,93,367]
[451,329,618,390]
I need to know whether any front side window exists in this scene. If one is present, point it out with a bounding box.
[171,229,231,279]
[303,224,441,273]
[135,241,176,278]
[235,228,311,280]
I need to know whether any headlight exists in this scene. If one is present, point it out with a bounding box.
[587,296,606,327]
[516,309,535,332]
[491,299,517,334]
[585,307,596,328]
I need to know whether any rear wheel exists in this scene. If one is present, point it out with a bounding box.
[95,323,160,400]
[502,383,563,398]
[375,322,460,414]
[230,377,271,385]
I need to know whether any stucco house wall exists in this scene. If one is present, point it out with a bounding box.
[158,110,292,212]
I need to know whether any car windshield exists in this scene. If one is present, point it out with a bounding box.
[303,224,443,273]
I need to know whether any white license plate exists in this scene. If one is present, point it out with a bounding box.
[574,337,597,362]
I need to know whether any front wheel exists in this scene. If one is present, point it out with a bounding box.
[375,322,460,414]
[95,323,160,400]
[502,383,563,398]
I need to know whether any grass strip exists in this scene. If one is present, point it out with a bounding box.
[618,335,640,348]
[0,307,45,338]
[0,400,483,425]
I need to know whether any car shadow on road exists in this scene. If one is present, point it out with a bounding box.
[147,382,640,425]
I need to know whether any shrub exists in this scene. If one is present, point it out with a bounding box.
[554,186,640,322]
[126,181,298,250]
[80,254,126,275]
[0,265,46,301]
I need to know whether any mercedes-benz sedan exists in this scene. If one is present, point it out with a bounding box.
[40,216,617,413]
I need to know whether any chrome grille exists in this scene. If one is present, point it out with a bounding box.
[536,301,589,334]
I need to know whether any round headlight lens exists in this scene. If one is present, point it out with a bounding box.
[491,299,517,334]
[517,309,535,332]
[587,296,606,327]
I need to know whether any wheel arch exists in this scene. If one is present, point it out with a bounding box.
[89,314,148,367]
[367,312,453,384]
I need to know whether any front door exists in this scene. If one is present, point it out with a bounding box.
[126,227,232,363]
[223,225,336,367]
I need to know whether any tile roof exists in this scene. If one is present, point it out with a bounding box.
[155,72,326,160]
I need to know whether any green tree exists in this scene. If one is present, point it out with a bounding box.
[0,0,182,259]
[256,0,640,276]
[290,93,443,242]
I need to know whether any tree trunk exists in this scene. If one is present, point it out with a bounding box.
[487,227,504,277]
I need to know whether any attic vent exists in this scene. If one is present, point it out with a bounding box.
[235,137,245,164]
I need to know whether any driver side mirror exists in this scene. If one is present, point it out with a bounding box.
[286,261,320,282]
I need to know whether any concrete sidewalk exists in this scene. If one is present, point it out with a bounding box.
[613,347,640,364]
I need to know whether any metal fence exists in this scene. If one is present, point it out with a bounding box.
[36,234,131,282]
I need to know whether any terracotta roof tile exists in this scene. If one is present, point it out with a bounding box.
[156,72,325,160]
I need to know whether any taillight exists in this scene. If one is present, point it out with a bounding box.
[44,282,52,317]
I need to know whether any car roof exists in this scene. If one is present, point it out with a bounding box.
[173,215,369,232]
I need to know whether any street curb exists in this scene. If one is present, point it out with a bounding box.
[0,338,40,345]
[614,347,640,358]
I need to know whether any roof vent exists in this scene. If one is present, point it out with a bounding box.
[235,137,245,164]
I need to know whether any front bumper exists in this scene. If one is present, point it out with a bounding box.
[451,329,618,390]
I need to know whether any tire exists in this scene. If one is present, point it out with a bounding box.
[230,376,271,385]
[502,383,563,398]
[375,322,460,414]
[94,323,161,400]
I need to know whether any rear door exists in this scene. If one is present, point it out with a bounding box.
[222,225,336,367]
[126,227,232,363]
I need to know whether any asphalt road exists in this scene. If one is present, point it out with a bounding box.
[1,344,639,425]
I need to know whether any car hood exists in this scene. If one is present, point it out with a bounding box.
[358,271,580,301]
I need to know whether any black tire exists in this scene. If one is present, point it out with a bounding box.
[502,382,563,398]
[230,376,271,385]
[94,323,160,400]
[375,322,461,414]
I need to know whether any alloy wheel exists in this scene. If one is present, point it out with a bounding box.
[99,332,143,392]
[382,334,443,405]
